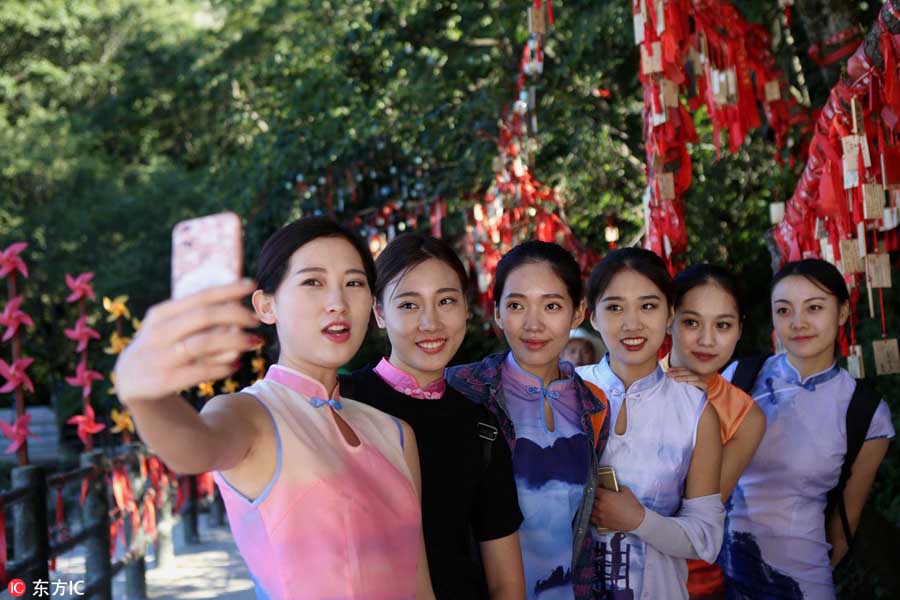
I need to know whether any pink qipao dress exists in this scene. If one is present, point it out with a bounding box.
[213,365,421,599]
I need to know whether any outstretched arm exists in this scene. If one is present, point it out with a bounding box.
[115,280,262,474]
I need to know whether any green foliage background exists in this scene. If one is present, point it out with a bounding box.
[0,0,897,595]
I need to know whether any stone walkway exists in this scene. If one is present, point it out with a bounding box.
[141,514,255,599]
[43,513,254,600]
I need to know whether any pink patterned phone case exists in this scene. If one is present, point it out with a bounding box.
[171,212,243,299]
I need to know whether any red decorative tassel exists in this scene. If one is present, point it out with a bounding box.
[80,476,89,506]
[881,30,900,126]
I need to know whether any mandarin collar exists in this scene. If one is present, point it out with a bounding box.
[502,352,574,390]
[373,357,446,399]
[777,353,840,390]
[266,364,340,400]
[591,355,665,397]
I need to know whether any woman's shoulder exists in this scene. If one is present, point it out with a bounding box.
[710,373,754,408]
[445,352,507,399]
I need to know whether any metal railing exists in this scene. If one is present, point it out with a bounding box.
[1,445,217,599]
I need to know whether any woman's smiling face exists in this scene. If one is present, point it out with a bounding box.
[495,260,585,381]
[591,268,671,384]
[670,282,742,376]
[375,258,468,386]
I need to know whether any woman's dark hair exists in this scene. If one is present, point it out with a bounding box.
[586,247,673,308]
[256,217,376,294]
[374,233,469,302]
[493,241,583,304]
[674,264,746,320]
[770,259,850,305]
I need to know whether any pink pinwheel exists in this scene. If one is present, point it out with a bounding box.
[65,272,95,303]
[0,414,34,454]
[64,315,101,353]
[0,358,35,393]
[67,403,105,446]
[0,243,28,280]
[65,359,104,399]
[0,296,34,342]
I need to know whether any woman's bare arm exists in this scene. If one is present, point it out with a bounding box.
[115,281,262,474]
[719,403,765,501]
[827,437,890,566]
[480,532,526,600]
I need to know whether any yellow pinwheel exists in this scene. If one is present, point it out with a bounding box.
[221,378,239,394]
[197,381,215,397]
[103,295,131,323]
[251,356,266,376]
[104,331,131,355]
[108,372,117,395]
[110,407,135,434]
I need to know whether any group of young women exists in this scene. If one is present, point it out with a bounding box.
[114,216,894,599]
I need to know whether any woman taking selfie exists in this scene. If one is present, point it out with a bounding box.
[340,233,525,599]
[718,259,894,599]
[447,241,609,600]
[114,217,434,600]
[576,248,724,600]
[664,264,766,599]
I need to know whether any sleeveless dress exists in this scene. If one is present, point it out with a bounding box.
[213,365,421,600]
[577,357,712,600]
[719,354,895,599]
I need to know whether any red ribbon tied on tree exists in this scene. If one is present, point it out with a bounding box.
[64,315,101,353]
[0,296,33,342]
[65,272,96,303]
[0,358,34,393]
[0,243,28,280]
[66,402,106,446]
[0,414,34,454]
[65,359,104,399]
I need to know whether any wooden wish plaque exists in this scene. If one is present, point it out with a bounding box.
[658,172,675,199]
[867,253,892,288]
[840,239,865,274]
[862,183,885,220]
[528,5,546,35]
[642,42,663,75]
[874,338,900,376]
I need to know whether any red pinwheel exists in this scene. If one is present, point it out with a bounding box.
[0,243,28,280]
[65,272,96,303]
[65,359,104,399]
[0,358,34,393]
[0,296,33,342]
[66,403,105,446]
[0,414,33,454]
[64,315,101,353]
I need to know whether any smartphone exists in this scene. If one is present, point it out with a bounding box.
[171,212,243,299]
[595,466,619,533]
[597,466,619,492]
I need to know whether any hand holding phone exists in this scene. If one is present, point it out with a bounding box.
[113,213,258,406]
